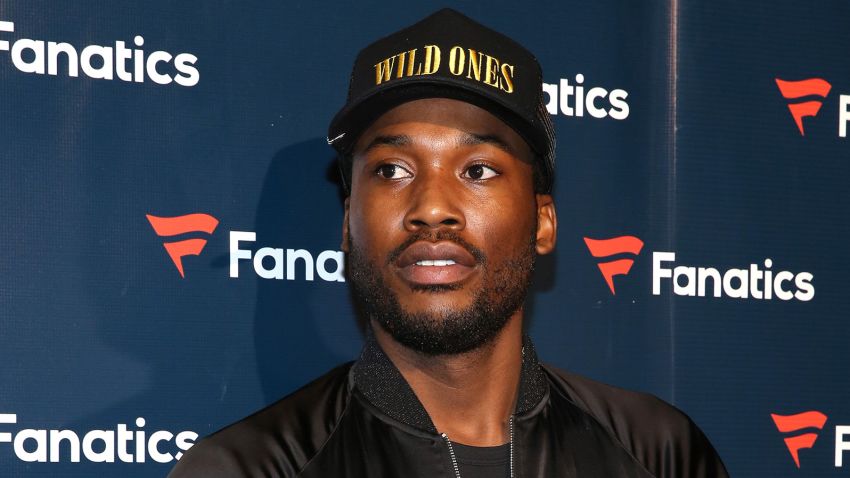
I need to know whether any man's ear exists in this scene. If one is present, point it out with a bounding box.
[341,197,351,253]
[535,194,556,255]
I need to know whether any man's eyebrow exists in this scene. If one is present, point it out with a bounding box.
[361,135,411,154]
[457,132,515,155]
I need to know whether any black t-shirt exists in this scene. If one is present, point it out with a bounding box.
[451,441,510,478]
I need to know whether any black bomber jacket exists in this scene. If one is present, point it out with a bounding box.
[169,335,729,477]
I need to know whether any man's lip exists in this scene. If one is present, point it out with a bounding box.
[394,241,478,287]
[398,262,476,286]
[395,241,477,268]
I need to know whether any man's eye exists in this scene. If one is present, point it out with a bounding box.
[464,164,499,180]
[376,164,412,179]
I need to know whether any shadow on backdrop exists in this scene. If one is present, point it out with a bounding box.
[253,138,362,403]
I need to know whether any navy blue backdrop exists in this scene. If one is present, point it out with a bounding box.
[1,1,848,476]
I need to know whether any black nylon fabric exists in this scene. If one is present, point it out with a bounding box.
[169,336,729,478]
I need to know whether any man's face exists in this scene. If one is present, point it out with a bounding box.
[343,98,556,355]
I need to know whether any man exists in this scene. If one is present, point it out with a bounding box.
[170,8,728,477]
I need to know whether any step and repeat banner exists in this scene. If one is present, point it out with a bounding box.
[1,0,847,476]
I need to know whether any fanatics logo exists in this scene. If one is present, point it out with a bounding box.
[583,235,644,295]
[146,213,219,278]
[543,74,630,120]
[584,233,815,301]
[771,411,828,468]
[775,78,832,135]
[0,19,200,86]
[0,413,197,463]
[146,212,344,282]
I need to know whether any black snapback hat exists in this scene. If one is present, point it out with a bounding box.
[328,8,555,193]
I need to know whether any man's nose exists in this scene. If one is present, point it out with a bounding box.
[402,171,465,232]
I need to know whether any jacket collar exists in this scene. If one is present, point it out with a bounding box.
[351,330,548,433]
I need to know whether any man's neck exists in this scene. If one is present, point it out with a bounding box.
[371,312,524,447]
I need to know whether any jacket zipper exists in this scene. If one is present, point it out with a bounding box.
[441,415,515,478]
[441,433,461,478]
[509,415,515,478]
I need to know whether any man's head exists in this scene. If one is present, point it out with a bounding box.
[329,9,556,355]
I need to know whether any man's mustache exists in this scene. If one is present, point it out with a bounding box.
[386,231,486,266]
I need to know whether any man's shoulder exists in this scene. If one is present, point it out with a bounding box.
[542,364,728,478]
[168,362,354,478]
[542,364,692,441]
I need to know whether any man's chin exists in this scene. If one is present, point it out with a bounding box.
[373,302,512,356]
[376,322,502,357]
[393,296,477,319]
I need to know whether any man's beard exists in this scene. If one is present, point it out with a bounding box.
[347,230,536,356]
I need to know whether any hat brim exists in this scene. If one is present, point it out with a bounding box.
[327,78,548,159]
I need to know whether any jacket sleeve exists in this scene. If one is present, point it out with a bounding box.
[167,437,250,478]
[544,365,729,478]
[623,393,729,478]
[166,363,353,478]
